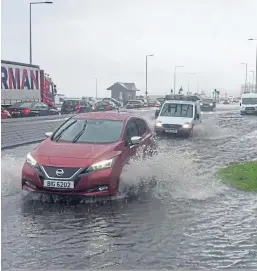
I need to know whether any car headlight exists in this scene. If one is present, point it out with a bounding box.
[200,103,203,106]
[26,152,37,166]
[156,121,162,127]
[87,158,115,172]
[183,123,192,129]
[210,103,213,106]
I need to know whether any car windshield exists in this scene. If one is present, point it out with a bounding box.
[242,98,257,104]
[52,118,124,144]
[203,99,214,103]
[129,101,140,104]
[160,103,194,118]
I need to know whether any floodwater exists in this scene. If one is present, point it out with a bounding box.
[2,104,257,270]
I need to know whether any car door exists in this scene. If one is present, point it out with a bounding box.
[37,102,50,116]
[29,102,42,116]
[194,104,201,125]
[80,100,92,113]
[135,118,154,155]
[121,119,141,165]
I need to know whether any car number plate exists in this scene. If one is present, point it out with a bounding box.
[43,180,74,189]
[165,129,178,134]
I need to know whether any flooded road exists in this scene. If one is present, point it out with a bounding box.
[2,104,257,270]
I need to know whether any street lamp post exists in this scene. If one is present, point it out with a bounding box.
[187,73,196,94]
[241,63,248,93]
[29,1,53,64]
[173,65,184,94]
[94,78,98,98]
[249,70,255,92]
[145,54,154,99]
[248,38,257,92]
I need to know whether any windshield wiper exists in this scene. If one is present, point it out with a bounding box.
[72,120,87,143]
[54,120,78,142]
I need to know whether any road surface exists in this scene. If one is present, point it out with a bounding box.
[2,104,257,270]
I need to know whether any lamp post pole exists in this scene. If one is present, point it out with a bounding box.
[241,63,248,93]
[29,1,53,64]
[173,65,184,94]
[94,78,98,98]
[145,54,154,99]
[248,38,257,92]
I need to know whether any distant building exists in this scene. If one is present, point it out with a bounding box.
[107,82,139,104]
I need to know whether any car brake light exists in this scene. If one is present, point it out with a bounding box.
[92,106,96,110]
[75,105,81,110]
[22,109,31,114]
[106,106,111,110]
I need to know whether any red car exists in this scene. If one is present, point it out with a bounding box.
[22,112,156,197]
[1,107,11,119]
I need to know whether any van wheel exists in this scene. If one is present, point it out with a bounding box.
[187,126,194,137]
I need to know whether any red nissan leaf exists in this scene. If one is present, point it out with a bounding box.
[22,112,156,197]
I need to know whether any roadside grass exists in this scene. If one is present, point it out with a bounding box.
[219,161,257,192]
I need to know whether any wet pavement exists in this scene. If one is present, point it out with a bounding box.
[2,104,257,270]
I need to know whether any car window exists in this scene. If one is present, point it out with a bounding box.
[13,102,34,108]
[135,119,147,136]
[242,98,257,104]
[125,120,139,139]
[52,118,124,144]
[79,100,88,106]
[40,103,49,108]
[203,99,214,103]
[160,103,193,118]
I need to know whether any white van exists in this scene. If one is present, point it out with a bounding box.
[240,93,257,115]
[154,95,202,137]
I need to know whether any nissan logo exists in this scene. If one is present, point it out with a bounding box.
[56,169,64,176]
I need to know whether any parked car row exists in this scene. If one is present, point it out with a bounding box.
[126,99,161,109]
[1,96,162,119]
[60,97,121,115]
[2,102,60,119]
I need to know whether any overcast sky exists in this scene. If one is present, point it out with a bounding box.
[2,0,257,97]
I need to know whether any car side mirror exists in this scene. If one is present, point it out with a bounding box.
[131,136,141,145]
[45,131,53,138]
[196,114,200,119]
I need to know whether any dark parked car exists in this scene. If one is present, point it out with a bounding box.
[61,99,93,114]
[7,102,59,118]
[126,100,144,109]
[21,112,156,197]
[148,100,160,107]
[200,99,216,111]
[94,100,117,111]
[102,98,122,107]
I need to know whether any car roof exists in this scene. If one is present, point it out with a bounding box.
[73,111,135,121]
[163,100,196,105]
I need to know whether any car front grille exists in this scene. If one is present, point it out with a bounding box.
[41,166,81,179]
[162,124,182,129]
[245,107,255,110]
